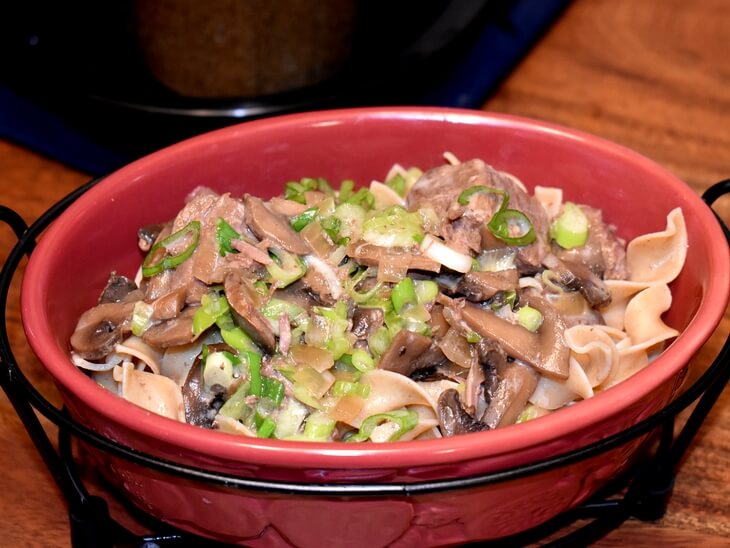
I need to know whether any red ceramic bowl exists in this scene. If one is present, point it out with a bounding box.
[22,108,729,547]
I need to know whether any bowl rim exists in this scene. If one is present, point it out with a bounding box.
[21,106,730,473]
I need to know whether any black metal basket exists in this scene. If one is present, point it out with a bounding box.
[1,179,729,548]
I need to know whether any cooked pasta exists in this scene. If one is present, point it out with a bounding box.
[68,157,687,441]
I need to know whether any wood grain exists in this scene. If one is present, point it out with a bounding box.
[1,0,729,545]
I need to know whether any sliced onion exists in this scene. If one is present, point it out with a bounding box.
[71,352,122,372]
[369,180,405,208]
[420,235,473,274]
[304,254,344,299]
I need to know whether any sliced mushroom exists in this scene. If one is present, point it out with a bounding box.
[457,269,519,302]
[542,253,611,307]
[480,360,539,429]
[142,306,198,348]
[137,223,166,251]
[149,287,187,321]
[377,330,433,376]
[459,293,570,380]
[70,301,136,360]
[98,273,140,304]
[351,307,384,339]
[224,271,276,352]
[437,389,489,437]
[182,342,234,427]
[244,195,309,255]
[347,243,441,273]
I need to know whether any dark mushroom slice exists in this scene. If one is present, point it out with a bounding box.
[347,243,441,273]
[70,301,136,360]
[377,330,433,376]
[351,307,385,339]
[137,223,166,251]
[480,360,539,429]
[457,269,519,302]
[459,293,570,380]
[300,266,338,306]
[224,271,277,353]
[149,287,187,321]
[244,195,309,255]
[438,389,489,437]
[98,273,141,304]
[142,306,198,348]
[182,342,235,427]
[410,358,466,383]
[542,254,611,308]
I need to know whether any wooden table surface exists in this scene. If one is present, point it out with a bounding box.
[1,1,729,546]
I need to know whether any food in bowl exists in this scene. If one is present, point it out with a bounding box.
[68,153,688,442]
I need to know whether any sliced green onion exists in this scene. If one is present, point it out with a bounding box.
[315,177,334,196]
[550,202,589,249]
[218,383,252,420]
[266,249,307,289]
[344,187,375,210]
[367,325,391,358]
[333,202,366,241]
[291,207,318,232]
[465,331,480,343]
[385,173,406,197]
[302,412,336,441]
[131,301,154,336]
[216,218,240,256]
[351,348,375,372]
[256,416,277,438]
[284,178,318,204]
[193,292,230,336]
[262,377,285,407]
[320,215,341,242]
[261,298,307,327]
[391,277,417,313]
[347,409,418,443]
[457,185,508,208]
[338,179,355,203]
[142,220,200,277]
[487,209,536,246]
[517,305,543,332]
[332,380,371,398]
[216,313,260,353]
[414,280,438,305]
[362,206,423,248]
[245,351,263,396]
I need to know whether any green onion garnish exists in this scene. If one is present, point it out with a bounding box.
[256,416,277,438]
[142,220,200,277]
[262,377,285,407]
[192,292,230,336]
[517,305,543,332]
[487,209,536,246]
[332,380,371,398]
[291,207,318,232]
[391,277,417,313]
[550,202,589,249]
[215,218,240,256]
[457,185,507,208]
[246,351,263,397]
[385,173,406,197]
[347,409,419,443]
[131,301,154,336]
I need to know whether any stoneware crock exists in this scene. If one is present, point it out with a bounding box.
[21,108,730,547]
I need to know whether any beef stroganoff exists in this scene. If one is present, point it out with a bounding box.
[69,155,687,442]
